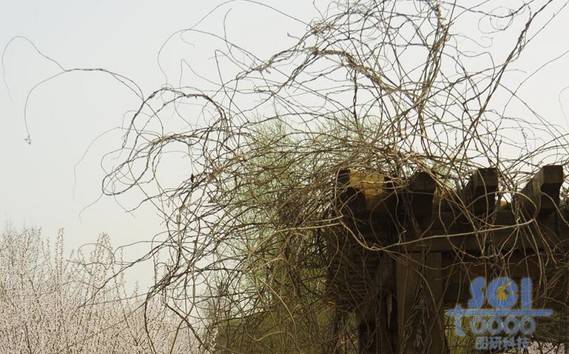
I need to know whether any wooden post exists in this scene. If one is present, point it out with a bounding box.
[518,165,563,218]
[396,252,448,354]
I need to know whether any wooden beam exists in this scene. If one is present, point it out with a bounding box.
[440,252,569,310]
[336,168,386,210]
[518,165,563,218]
[335,168,367,219]
[460,167,499,216]
[397,211,567,253]
[406,171,436,219]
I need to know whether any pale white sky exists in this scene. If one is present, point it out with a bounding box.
[1,0,569,285]
[0,0,317,256]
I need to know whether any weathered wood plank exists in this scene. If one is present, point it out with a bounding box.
[460,167,499,216]
[441,252,569,310]
[518,165,563,217]
[406,171,436,219]
[336,168,386,211]
[395,253,449,354]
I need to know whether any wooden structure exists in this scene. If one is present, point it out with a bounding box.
[326,165,569,353]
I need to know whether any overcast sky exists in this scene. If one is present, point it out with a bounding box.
[2,0,569,284]
[0,1,318,254]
